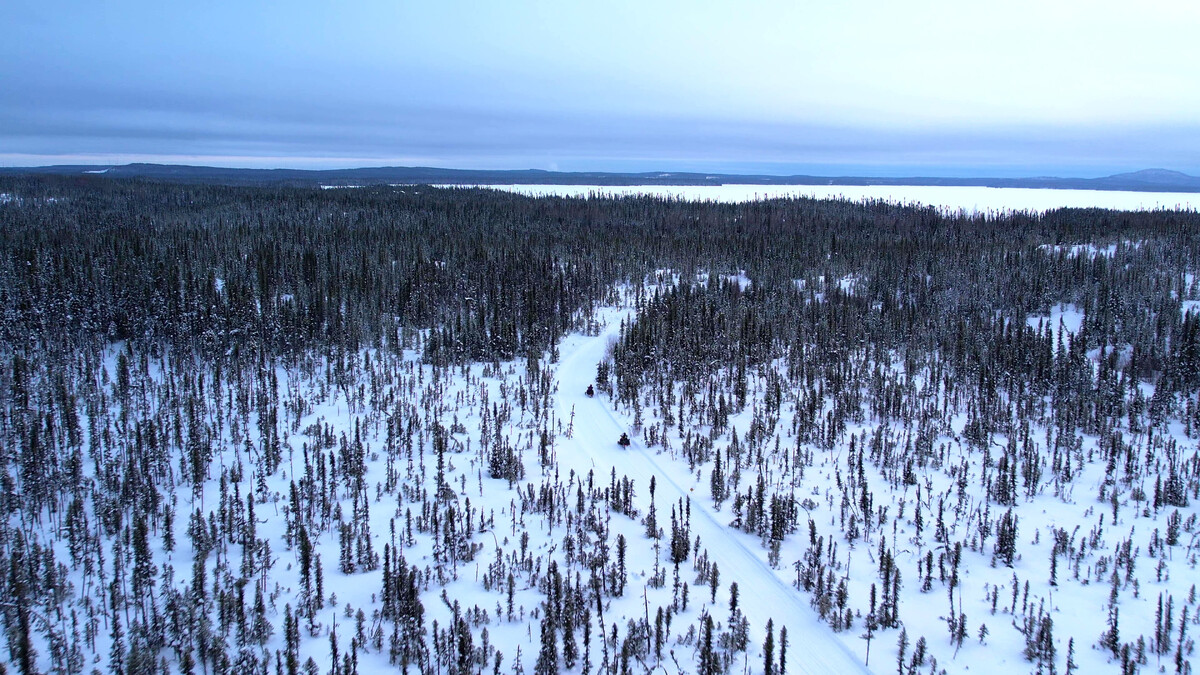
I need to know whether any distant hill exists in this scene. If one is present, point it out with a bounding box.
[1096,169,1200,190]
[2,163,1199,192]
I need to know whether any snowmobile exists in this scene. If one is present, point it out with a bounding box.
[586,384,595,397]
[618,432,631,447]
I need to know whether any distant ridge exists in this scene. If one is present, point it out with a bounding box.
[2,163,1199,193]
[1102,169,1200,189]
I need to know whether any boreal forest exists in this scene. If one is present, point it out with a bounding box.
[1,176,1199,675]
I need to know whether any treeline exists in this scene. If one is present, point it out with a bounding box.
[9,178,1194,367]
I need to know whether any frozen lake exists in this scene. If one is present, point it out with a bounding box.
[477,183,1198,214]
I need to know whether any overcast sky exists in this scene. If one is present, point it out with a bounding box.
[3,0,1199,175]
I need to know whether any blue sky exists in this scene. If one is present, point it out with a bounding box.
[3,0,1199,176]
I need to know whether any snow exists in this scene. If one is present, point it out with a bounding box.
[574,289,1200,675]
[1026,304,1084,345]
[1039,241,1142,259]
[475,185,1200,215]
[723,272,752,291]
[555,309,870,674]
[13,176,1200,675]
[16,283,1200,675]
[694,270,751,291]
[0,193,61,206]
[14,264,1200,675]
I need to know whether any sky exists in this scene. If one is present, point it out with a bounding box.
[2,0,1199,176]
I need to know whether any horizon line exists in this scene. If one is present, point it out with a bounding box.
[1,159,1197,182]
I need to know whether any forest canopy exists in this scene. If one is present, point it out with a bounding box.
[1,176,1199,675]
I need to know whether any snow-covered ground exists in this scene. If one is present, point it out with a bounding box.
[554,309,870,674]
[473,184,1199,215]
[13,282,1200,675]
[1038,242,1144,259]
[1026,304,1085,345]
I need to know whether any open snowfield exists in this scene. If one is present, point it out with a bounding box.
[477,184,1200,215]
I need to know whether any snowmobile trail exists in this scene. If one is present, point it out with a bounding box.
[552,319,873,674]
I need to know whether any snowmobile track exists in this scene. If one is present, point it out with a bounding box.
[552,319,873,674]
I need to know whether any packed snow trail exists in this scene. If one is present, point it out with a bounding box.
[552,315,873,675]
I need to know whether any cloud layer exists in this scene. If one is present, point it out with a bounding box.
[4,1,1198,174]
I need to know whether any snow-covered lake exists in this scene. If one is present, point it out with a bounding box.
[476,184,1198,214]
